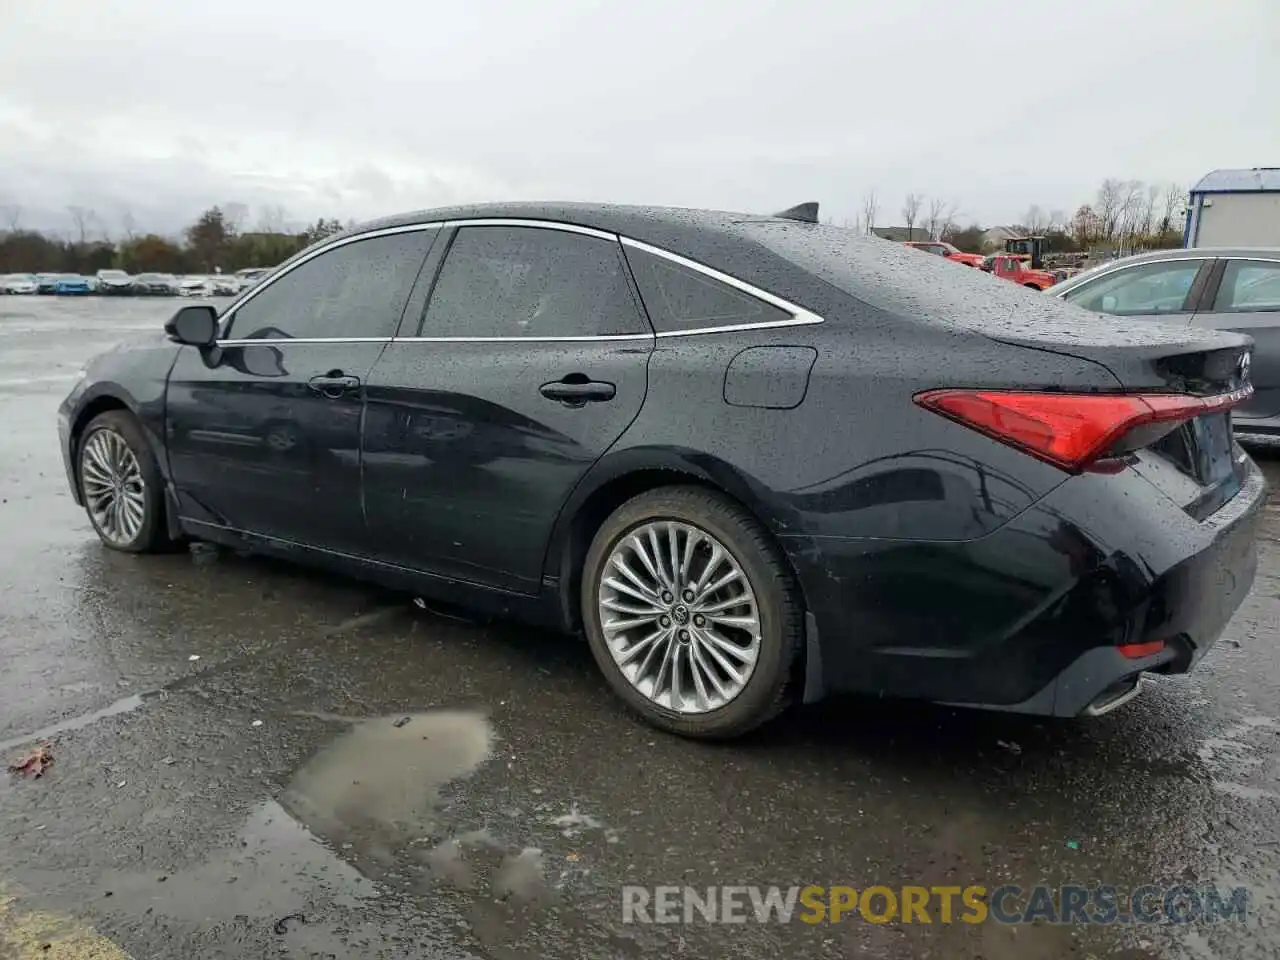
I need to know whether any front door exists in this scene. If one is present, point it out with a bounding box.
[165,228,437,552]
[362,223,653,593]
[1192,258,1280,422]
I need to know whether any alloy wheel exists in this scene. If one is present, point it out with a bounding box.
[81,429,147,546]
[597,520,762,713]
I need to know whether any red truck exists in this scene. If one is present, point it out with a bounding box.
[903,240,986,268]
[980,253,1058,291]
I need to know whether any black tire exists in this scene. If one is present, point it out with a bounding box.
[77,410,170,553]
[580,485,804,739]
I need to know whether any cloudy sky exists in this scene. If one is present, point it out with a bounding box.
[1,0,1276,238]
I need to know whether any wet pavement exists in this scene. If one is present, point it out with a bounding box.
[2,296,1280,959]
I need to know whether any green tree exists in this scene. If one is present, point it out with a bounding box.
[119,235,185,273]
[942,223,985,253]
[299,217,346,247]
[185,207,232,271]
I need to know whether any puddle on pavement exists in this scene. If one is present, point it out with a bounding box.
[96,800,476,956]
[84,709,583,954]
[282,710,493,859]
[0,693,148,753]
[98,801,380,921]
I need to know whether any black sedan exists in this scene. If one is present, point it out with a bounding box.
[57,202,1264,738]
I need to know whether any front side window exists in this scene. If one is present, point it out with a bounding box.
[421,226,644,338]
[624,246,792,334]
[226,230,434,340]
[1061,260,1203,316]
[1216,260,1280,312]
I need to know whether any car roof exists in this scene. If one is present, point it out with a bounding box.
[1097,247,1280,264]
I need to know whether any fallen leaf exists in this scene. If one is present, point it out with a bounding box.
[8,744,53,778]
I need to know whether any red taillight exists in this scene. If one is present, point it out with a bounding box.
[914,386,1252,472]
[1118,639,1166,659]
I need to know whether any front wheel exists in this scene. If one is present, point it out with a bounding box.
[78,411,170,553]
[581,486,804,739]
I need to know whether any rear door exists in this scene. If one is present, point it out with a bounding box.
[361,222,653,594]
[1191,257,1280,422]
[165,228,437,552]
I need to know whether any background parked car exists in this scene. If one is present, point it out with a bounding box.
[132,273,180,296]
[53,274,93,295]
[96,269,134,295]
[178,275,213,297]
[903,240,985,267]
[36,273,61,294]
[980,253,1057,290]
[1050,247,1280,439]
[1,273,39,294]
[234,267,271,288]
[210,275,241,296]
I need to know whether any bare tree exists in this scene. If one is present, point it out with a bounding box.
[1096,179,1124,242]
[222,202,249,235]
[1158,183,1185,236]
[256,204,289,232]
[925,197,948,241]
[0,204,19,232]
[119,208,137,243]
[1024,205,1047,234]
[1117,180,1146,249]
[67,205,98,245]
[1138,183,1160,239]
[937,200,961,241]
[861,189,878,235]
[901,193,923,239]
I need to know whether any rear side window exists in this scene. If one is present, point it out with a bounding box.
[1060,260,1203,316]
[227,230,434,340]
[1216,260,1280,312]
[624,246,792,333]
[421,226,644,338]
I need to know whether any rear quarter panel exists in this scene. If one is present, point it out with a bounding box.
[604,309,1119,544]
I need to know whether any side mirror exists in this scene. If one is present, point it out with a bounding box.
[165,304,219,346]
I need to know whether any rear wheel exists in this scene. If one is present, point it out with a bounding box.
[581,486,803,739]
[78,411,169,553]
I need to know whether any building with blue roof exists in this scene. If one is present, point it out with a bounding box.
[1184,168,1280,247]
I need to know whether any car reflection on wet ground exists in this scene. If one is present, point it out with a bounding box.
[3,297,1280,959]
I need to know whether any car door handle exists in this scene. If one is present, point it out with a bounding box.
[308,373,361,399]
[539,378,616,405]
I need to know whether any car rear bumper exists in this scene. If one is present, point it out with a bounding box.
[784,455,1265,715]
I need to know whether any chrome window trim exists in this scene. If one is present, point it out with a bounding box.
[443,218,617,241]
[217,337,394,346]
[216,216,826,347]
[217,222,444,342]
[1051,254,1215,301]
[620,236,825,330]
[394,334,653,343]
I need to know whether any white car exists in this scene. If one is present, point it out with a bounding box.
[2,274,39,294]
[234,267,272,288]
[178,275,213,297]
[210,275,241,296]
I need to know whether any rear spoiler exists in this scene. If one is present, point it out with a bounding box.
[772,202,819,224]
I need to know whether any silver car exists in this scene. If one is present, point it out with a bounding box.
[1050,248,1280,439]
